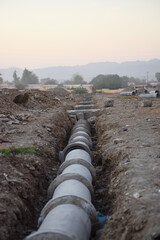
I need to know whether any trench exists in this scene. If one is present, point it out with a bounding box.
[18,95,113,240]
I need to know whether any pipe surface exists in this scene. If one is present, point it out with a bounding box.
[71,126,91,136]
[65,149,92,163]
[58,159,96,183]
[69,136,92,149]
[139,92,158,98]
[75,104,95,110]
[25,114,98,240]
[47,173,94,200]
[62,164,93,183]
[39,195,98,228]
[69,131,91,142]
[52,179,91,202]
[26,204,91,240]
[60,142,92,162]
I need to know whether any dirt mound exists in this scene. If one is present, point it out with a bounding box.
[51,87,70,97]
[13,93,29,105]
[0,89,24,114]
[0,88,77,113]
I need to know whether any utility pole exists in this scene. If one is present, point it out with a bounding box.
[146,72,149,84]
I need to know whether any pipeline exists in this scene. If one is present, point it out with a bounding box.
[120,90,137,96]
[139,90,159,98]
[25,100,99,240]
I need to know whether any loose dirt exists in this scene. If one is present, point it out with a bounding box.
[0,87,82,240]
[93,94,160,240]
[0,88,160,240]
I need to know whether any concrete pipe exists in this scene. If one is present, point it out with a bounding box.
[74,119,91,127]
[75,104,95,110]
[139,92,158,98]
[79,101,93,105]
[73,119,91,131]
[120,90,136,96]
[26,204,92,240]
[60,142,92,162]
[39,195,98,227]
[52,179,91,202]
[25,115,98,240]
[58,159,96,183]
[47,172,94,200]
[69,131,91,143]
[71,126,91,136]
[76,119,91,127]
[65,149,92,163]
[62,164,92,183]
[38,195,99,233]
[72,124,91,133]
[73,120,91,130]
[69,136,92,149]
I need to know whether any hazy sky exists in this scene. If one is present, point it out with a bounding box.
[1,0,160,68]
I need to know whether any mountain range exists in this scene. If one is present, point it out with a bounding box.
[0,59,160,82]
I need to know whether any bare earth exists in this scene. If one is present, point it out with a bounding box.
[0,88,160,240]
[0,88,81,240]
[93,94,160,240]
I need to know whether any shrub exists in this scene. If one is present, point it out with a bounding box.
[73,87,88,94]
[15,82,26,90]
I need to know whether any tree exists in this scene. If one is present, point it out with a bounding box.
[155,72,160,82]
[121,76,130,88]
[40,78,58,85]
[21,68,39,84]
[13,70,20,84]
[0,73,3,84]
[71,74,86,84]
[90,74,122,89]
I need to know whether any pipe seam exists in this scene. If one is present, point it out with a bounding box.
[71,127,91,136]
[47,173,94,201]
[69,131,91,143]
[69,136,92,149]
[58,158,96,183]
[26,232,74,240]
[38,195,99,231]
[60,142,92,162]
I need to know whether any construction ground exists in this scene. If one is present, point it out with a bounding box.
[0,87,160,240]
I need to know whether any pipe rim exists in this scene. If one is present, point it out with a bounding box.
[58,159,96,183]
[47,173,94,201]
[39,195,99,233]
[69,137,92,149]
[72,123,91,132]
[71,127,91,136]
[76,119,90,127]
[69,131,91,142]
[60,142,92,162]
[25,231,73,240]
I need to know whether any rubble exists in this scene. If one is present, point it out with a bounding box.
[141,100,152,107]
[103,99,114,107]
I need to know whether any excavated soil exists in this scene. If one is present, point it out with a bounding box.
[93,94,160,240]
[1,88,160,240]
[0,88,82,240]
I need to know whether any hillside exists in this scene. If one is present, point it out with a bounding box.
[0,59,159,82]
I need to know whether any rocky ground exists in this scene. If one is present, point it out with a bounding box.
[0,87,160,240]
[0,87,81,240]
[93,94,160,240]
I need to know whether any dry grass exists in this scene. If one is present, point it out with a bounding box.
[96,89,123,94]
